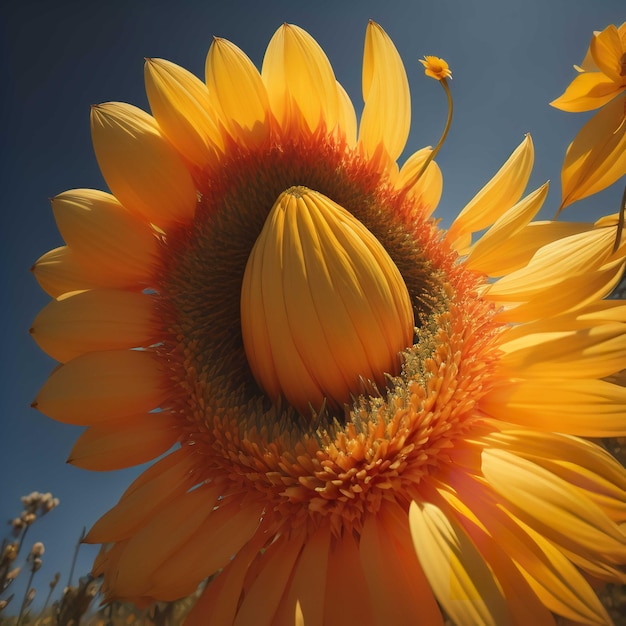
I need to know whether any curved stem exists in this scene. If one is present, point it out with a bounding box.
[612,184,626,253]
[412,78,453,184]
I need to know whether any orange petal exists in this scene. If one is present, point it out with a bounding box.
[32,246,142,298]
[186,530,268,626]
[111,483,223,599]
[91,102,197,227]
[590,24,626,84]
[360,508,444,626]
[559,94,626,210]
[271,524,331,626]
[68,411,179,471]
[31,289,156,363]
[86,448,201,543]
[34,349,166,424]
[149,498,264,600]
[324,532,375,626]
[234,531,305,626]
[550,72,621,112]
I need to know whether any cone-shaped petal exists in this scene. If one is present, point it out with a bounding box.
[51,189,157,280]
[447,135,534,253]
[559,94,626,210]
[241,186,414,415]
[206,37,270,145]
[144,58,223,169]
[262,24,339,135]
[31,289,156,363]
[359,21,410,163]
[91,102,197,226]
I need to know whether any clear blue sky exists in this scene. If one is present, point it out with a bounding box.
[1,0,624,605]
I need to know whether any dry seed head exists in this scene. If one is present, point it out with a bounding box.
[7,567,20,581]
[30,542,45,557]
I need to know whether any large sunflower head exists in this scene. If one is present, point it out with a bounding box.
[32,21,626,625]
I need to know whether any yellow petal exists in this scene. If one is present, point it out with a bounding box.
[335,80,357,147]
[481,449,626,561]
[435,483,556,626]
[550,72,622,112]
[447,135,534,253]
[396,147,443,217]
[408,500,509,626]
[466,182,549,275]
[68,411,179,471]
[484,429,626,522]
[470,221,591,278]
[91,102,197,226]
[262,24,339,135]
[560,94,626,210]
[205,37,270,146]
[481,378,626,437]
[483,226,615,300]
[32,246,141,298]
[358,21,410,162]
[441,468,612,625]
[86,448,201,543]
[34,350,165,424]
[591,24,626,84]
[31,289,156,363]
[492,258,625,323]
[144,58,223,169]
[497,322,626,379]
[51,189,157,281]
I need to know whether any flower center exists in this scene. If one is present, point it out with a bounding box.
[241,186,414,415]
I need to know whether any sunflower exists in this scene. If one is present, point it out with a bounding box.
[31,21,626,626]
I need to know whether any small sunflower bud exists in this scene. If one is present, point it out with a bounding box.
[241,186,414,415]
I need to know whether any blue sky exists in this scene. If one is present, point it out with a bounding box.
[1,0,624,607]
